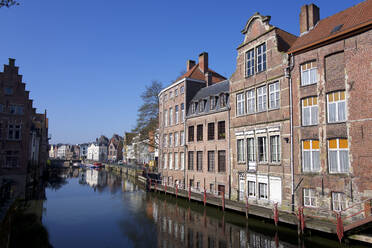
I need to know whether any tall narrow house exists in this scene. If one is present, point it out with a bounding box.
[158,52,226,188]
[289,1,372,220]
[229,14,296,208]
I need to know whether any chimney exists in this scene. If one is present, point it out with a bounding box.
[198,52,208,73]
[8,58,15,67]
[186,60,195,71]
[300,4,319,35]
[205,71,212,87]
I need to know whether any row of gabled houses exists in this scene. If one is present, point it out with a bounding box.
[49,134,124,162]
[158,0,372,219]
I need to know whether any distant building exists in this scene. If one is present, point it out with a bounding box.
[49,144,58,159]
[57,145,69,159]
[79,143,89,159]
[108,134,123,162]
[87,142,107,162]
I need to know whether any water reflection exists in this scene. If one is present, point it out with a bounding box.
[35,168,369,248]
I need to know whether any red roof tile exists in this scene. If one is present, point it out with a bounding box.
[175,64,226,84]
[289,0,372,53]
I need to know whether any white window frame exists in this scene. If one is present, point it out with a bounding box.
[301,61,318,86]
[248,181,256,197]
[302,140,320,172]
[164,110,168,127]
[169,108,173,125]
[327,91,346,123]
[269,135,280,163]
[163,153,168,169]
[257,136,267,163]
[257,86,267,112]
[169,153,173,170]
[174,132,179,147]
[269,81,280,109]
[332,192,346,211]
[328,139,349,173]
[302,97,318,126]
[180,152,185,170]
[237,139,245,163]
[169,133,173,147]
[236,92,245,116]
[175,105,179,124]
[180,86,184,94]
[303,188,317,207]
[246,89,255,114]
[180,131,184,146]
[256,43,266,73]
[181,103,185,122]
[245,49,255,77]
[174,153,179,170]
[258,182,268,199]
[163,134,167,148]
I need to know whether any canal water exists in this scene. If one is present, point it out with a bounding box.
[34,168,368,247]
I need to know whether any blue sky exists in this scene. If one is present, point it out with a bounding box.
[0,0,363,144]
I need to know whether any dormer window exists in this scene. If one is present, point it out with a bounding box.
[210,96,216,110]
[191,102,196,114]
[199,100,205,112]
[220,94,226,108]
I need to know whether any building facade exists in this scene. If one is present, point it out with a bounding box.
[229,13,297,208]
[158,52,226,188]
[289,1,372,218]
[108,134,123,162]
[185,80,230,196]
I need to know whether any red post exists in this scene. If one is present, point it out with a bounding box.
[203,188,206,206]
[222,192,225,211]
[273,203,279,226]
[297,207,305,234]
[336,212,344,243]
[188,185,191,201]
[165,183,167,195]
[176,184,178,198]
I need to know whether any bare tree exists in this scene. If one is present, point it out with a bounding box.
[0,0,19,8]
[133,81,162,148]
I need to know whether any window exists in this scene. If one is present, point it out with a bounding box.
[303,188,316,207]
[199,100,204,112]
[169,153,173,169]
[197,151,203,171]
[247,137,255,162]
[207,123,214,140]
[220,94,226,108]
[174,132,179,147]
[180,131,184,146]
[5,87,13,95]
[169,91,173,99]
[269,82,280,109]
[175,89,178,96]
[188,126,194,142]
[327,91,346,123]
[0,104,4,113]
[180,86,184,94]
[169,108,173,125]
[4,151,19,168]
[237,139,245,163]
[329,139,349,173]
[191,102,196,114]
[270,135,280,163]
[180,152,185,170]
[217,121,225,140]
[163,134,167,147]
[246,89,255,114]
[163,153,168,169]
[236,92,245,116]
[257,86,267,112]
[258,183,268,199]
[256,43,266,73]
[164,110,168,127]
[302,140,320,172]
[302,96,318,126]
[208,151,215,172]
[197,124,203,141]
[332,192,346,211]
[246,49,255,77]
[169,133,173,147]
[164,94,168,102]
[175,105,179,124]
[181,103,185,122]
[10,105,16,114]
[8,122,21,140]
[248,181,256,197]
[188,151,194,170]
[258,136,267,162]
[210,96,216,110]
[301,61,318,86]
[218,150,226,172]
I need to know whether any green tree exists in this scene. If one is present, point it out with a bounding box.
[133,80,162,147]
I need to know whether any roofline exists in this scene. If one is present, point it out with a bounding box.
[237,26,276,50]
[288,19,372,54]
[158,77,205,97]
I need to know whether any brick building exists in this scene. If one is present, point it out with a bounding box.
[158,52,226,188]
[185,80,230,196]
[108,134,123,162]
[288,1,372,218]
[229,13,297,208]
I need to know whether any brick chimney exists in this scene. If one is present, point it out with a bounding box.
[8,58,15,67]
[198,52,208,73]
[186,60,195,71]
[205,71,212,87]
[300,4,320,35]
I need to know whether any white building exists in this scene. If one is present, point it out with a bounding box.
[79,143,89,159]
[57,145,69,159]
[49,145,57,159]
[87,143,107,161]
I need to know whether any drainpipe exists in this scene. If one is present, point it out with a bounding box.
[228,103,231,200]
[287,53,295,212]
